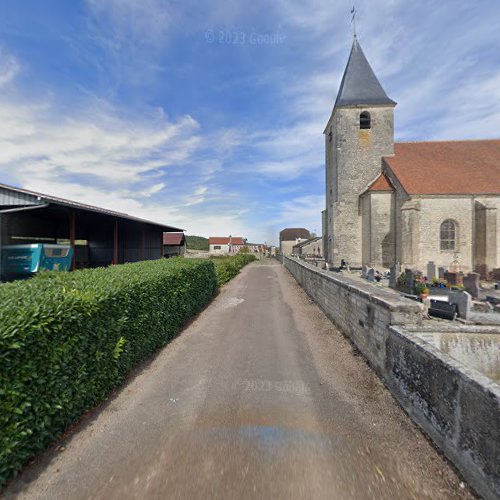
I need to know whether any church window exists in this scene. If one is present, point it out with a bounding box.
[328,128,333,142]
[440,220,457,251]
[360,111,371,129]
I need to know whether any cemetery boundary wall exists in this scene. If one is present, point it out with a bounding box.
[284,256,500,500]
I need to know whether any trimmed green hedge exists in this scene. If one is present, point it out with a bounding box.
[0,258,217,485]
[212,254,256,285]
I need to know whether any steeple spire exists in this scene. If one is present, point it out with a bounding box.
[334,38,396,108]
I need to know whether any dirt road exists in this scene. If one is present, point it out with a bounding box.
[5,260,474,499]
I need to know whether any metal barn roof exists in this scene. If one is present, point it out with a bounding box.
[0,182,184,231]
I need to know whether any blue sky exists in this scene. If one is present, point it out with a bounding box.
[0,0,499,244]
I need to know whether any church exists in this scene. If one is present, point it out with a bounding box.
[322,37,500,277]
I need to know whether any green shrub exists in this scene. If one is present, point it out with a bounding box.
[212,254,256,285]
[0,258,217,485]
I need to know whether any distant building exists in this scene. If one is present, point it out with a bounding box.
[323,37,500,276]
[292,237,323,258]
[163,232,186,258]
[208,236,245,255]
[244,243,268,255]
[279,228,311,256]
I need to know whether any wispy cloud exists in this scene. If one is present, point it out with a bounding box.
[0,98,201,189]
[85,0,172,49]
[0,0,499,245]
[0,46,20,87]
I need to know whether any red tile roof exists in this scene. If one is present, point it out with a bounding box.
[279,228,311,241]
[163,232,185,245]
[209,237,245,245]
[383,140,500,195]
[367,172,394,191]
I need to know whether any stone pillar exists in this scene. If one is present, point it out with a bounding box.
[475,202,498,278]
[400,201,420,268]
[484,207,498,276]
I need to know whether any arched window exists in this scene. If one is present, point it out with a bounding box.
[360,111,371,129]
[440,220,457,250]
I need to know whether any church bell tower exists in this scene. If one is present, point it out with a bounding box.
[323,37,396,267]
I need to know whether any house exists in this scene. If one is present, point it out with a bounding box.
[163,232,186,258]
[243,243,268,255]
[208,236,245,255]
[322,37,500,277]
[292,237,323,258]
[279,228,311,256]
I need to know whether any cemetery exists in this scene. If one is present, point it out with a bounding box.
[291,251,500,326]
[356,257,500,326]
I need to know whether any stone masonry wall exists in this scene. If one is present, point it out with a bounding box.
[284,256,500,500]
[284,256,423,374]
[324,105,395,267]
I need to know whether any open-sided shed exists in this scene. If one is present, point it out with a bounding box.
[0,182,183,279]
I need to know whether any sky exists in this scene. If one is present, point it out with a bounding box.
[0,0,499,245]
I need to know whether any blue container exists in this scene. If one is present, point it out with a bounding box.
[2,244,73,278]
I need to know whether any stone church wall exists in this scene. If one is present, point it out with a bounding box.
[396,196,499,275]
[416,196,474,273]
[361,191,395,268]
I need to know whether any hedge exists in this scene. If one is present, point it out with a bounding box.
[212,254,257,285]
[0,258,218,485]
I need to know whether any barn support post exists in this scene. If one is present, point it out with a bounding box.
[69,210,76,271]
[0,214,3,281]
[113,220,118,265]
[141,227,145,261]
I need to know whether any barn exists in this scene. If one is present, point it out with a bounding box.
[0,182,183,279]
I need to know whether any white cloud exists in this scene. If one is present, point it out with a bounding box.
[0,47,20,87]
[0,97,201,188]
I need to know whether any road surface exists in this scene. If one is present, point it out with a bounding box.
[5,260,474,499]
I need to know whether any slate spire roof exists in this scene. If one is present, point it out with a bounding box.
[335,37,396,108]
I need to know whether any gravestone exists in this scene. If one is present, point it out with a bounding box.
[427,261,437,281]
[367,268,375,282]
[463,273,480,298]
[405,268,415,294]
[389,262,400,289]
[362,265,369,278]
[449,291,472,319]
[486,292,500,306]
[438,267,446,280]
[445,271,464,287]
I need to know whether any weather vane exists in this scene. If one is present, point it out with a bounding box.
[351,5,357,38]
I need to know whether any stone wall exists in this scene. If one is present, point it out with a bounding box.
[284,256,500,500]
[361,190,395,268]
[416,196,474,273]
[390,195,500,275]
[284,256,423,375]
[387,327,500,500]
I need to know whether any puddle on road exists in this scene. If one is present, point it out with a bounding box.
[415,332,500,384]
